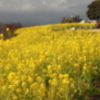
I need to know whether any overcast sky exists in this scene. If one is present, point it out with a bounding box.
[0,0,94,25]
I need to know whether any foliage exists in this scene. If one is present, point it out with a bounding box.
[0,23,22,40]
[86,0,100,20]
[0,23,100,100]
[61,16,82,23]
[51,23,95,31]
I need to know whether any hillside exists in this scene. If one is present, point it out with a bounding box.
[0,23,100,100]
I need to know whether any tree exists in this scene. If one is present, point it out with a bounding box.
[0,22,22,40]
[86,0,100,21]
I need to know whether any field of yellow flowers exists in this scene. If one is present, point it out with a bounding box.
[0,23,100,100]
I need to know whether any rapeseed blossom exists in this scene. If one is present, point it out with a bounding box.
[0,23,99,100]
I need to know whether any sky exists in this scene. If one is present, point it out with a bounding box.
[0,0,94,25]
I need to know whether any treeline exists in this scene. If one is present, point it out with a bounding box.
[0,22,22,40]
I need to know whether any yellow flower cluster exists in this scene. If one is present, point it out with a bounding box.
[0,23,99,100]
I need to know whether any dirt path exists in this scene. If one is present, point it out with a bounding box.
[88,29,100,33]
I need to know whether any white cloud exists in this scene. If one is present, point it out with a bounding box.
[0,0,95,24]
[0,0,37,12]
[0,0,94,12]
[0,0,3,7]
[21,5,33,11]
[41,0,69,11]
[43,0,67,5]
[42,0,68,6]
[42,0,47,5]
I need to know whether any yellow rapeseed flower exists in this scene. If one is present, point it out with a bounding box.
[16,88,22,93]
[22,82,27,88]
[62,78,70,84]
[2,86,7,92]
[30,82,39,89]
[6,27,10,31]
